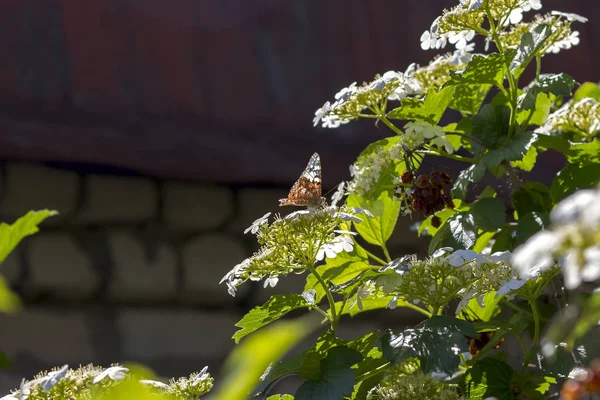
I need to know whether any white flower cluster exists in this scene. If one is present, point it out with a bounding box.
[536,97,600,137]
[404,121,456,154]
[347,143,404,197]
[421,0,544,51]
[313,70,422,129]
[512,186,600,289]
[223,206,372,296]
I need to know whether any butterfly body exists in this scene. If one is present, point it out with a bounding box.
[279,152,325,208]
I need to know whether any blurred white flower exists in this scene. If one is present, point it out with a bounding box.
[93,366,128,384]
[244,212,271,234]
[40,365,69,392]
[140,380,170,390]
[550,11,588,23]
[446,249,485,266]
[563,246,600,290]
[263,276,279,288]
[313,101,332,127]
[546,31,580,54]
[448,30,475,50]
[511,230,560,277]
[351,284,371,311]
[302,289,317,305]
[331,182,346,206]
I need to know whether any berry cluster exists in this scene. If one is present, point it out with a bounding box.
[397,170,455,218]
[561,361,600,400]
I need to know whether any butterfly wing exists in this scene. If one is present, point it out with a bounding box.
[279,152,322,207]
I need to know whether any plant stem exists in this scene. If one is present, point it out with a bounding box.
[381,242,392,263]
[363,247,388,266]
[421,148,476,164]
[445,131,487,148]
[379,115,404,136]
[521,299,541,374]
[307,263,338,332]
[355,361,391,382]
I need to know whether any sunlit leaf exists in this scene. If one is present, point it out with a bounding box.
[232,294,311,343]
[460,358,516,400]
[0,210,58,264]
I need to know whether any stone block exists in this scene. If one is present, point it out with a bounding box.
[108,232,177,301]
[0,163,79,222]
[0,308,95,364]
[117,310,238,359]
[182,234,249,304]
[77,175,157,223]
[28,233,100,298]
[163,183,233,231]
[230,188,290,233]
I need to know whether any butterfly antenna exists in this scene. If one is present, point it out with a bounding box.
[324,181,343,198]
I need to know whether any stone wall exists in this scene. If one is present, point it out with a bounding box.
[0,162,428,394]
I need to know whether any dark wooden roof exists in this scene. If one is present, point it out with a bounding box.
[0,0,597,184]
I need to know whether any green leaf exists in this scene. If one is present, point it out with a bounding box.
[0,210,58,264]
[481,133,538,168]
[470,198,506,231]
[511,24,552,76]
[471,104,511,149]
[451,83,492,115]
[452,163,486,200]
[491,226,516,253]
[295,346,363,400]
[418,207,457,237]
[448,212,478,250]
[253,330,378,397]
[512,182,553,217]
[519,73,575,111]
[0,350,12,369]
[232,294,311,343]
[387,86,454,124]
[511,145,537,172]
[216,315,318,400]
[304,248,370,304]
[573,82,600,102]
[460,358,516,400]
[267,395,295,400]
[340,296,397,317]
[0,276,20,314]
[347,191,400,247]
[473,231,498,253]
[349,348,388,400]
[564,139,600,165]
[381,316,475,374]
[550,163,600,203]
[448,52,514,89]
[514,212,550,247]
[459,292,503,322]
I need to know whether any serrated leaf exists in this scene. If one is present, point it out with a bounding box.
[518,73,575,111]
[460,358,516,400]
[550,163,600,203]
[0,210,58,264]
[217,315,318,400]
[481,133,538,168]
[472,231,497,253]
[381,316,475,374]
[448,52,514,89]
[564,139,600,165]
[472,104,511,149]
[451,83,492,115]
[573,82,600,102]
[295,346,363,400]
[387,86,454,124]
[470,198,506,231]
[511,145,537,171]
[511,24,551,75]
[233,294,311,343]
[347,192,400,247]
